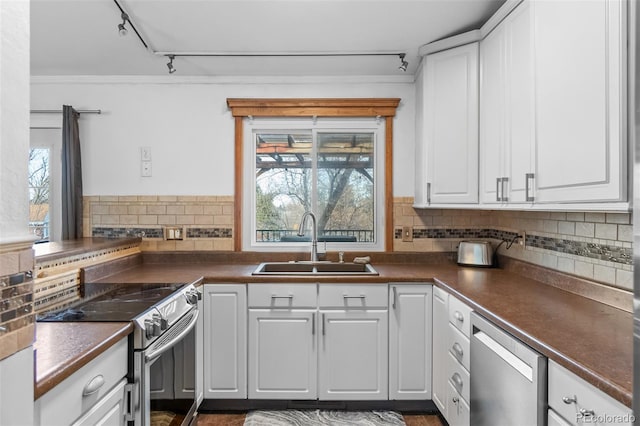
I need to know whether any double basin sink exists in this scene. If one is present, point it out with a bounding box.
[252,261,378,276]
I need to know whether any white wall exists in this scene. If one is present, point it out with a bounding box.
[31,77,416,197]
[0,0,31,245]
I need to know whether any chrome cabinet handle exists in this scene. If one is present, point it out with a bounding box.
[271,295,293,300]
[496,178,501,202]
[322,313,326,336]
[427,182,431,204]
[343,295,366,299]
[451,372,463,393]
[562,395,577,404]
[392,286,398,310]
[454,311,464,322]
[82,374,105,396]
[502,177,509,202]
[312,312,316,335]
[452,396,459,404]
[452,342,464,359]
[525,173,535,202]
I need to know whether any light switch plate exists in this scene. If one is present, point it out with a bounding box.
[402,226,413,242]
[140,147,152,161]
[141,161,152,177]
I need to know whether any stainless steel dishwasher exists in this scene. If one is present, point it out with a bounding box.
[470,312,547,426]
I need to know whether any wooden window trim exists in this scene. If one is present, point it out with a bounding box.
[227,98,400,252]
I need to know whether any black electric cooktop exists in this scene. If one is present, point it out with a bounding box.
[36,283,186,322]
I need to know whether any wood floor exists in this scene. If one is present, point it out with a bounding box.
[196,412,445,426]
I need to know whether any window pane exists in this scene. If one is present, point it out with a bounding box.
[29,148,50,242]
[316,133,375,243]
[255,132,312,242]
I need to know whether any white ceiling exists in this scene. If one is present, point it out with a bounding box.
[31,0,505,77]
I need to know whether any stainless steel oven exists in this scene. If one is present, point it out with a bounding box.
[37,280,202,426]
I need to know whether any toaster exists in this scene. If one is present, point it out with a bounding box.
[457,240,494,267]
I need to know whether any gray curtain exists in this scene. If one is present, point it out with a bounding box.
[61,105,83,239]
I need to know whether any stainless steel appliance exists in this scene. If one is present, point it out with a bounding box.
[470,312,546,426]
[457,240,494,267]
[38,280,202,426]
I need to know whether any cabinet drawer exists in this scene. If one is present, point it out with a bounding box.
[35,338,128,426]
[447,323,470,372]
[548,408,572,426]
[248,283,317,308]
[446,352,470,404]
[318,284,388,308]
[548,361,632,426]
[448,295,472,337]
[446,381,470,426]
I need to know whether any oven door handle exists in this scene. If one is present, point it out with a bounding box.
[145,309,199,363]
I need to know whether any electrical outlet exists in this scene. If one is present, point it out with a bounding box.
[141,161,152,177]
[140,147,152,161]
[402,226,413,242]
[519,231,526,246]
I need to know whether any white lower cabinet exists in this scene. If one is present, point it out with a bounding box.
[547,360,633,426]
[34,338,128,426]
[203,284,247,399]
[432,287,471,426]
[248,309,317,399]
[318,310,388,400]
[388,284,432,400]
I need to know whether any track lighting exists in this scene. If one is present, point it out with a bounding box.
[398,54,408,72]
[117,12,129,36]
[166,55,176,74]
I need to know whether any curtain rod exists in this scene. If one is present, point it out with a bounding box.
[30,109,102,114]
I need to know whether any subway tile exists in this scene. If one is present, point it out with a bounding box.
[166,205,185,215]
[557,257,574,274]
[618,225,632,242]
[543,220,558,234]
[177,196,198,202]
[147,205,167,215]
[99,196,119,202]
[574,261,594,279]
[213,215,234,225]
[585,212,606,223]
[138,215,158,225]
[593,264,616,285]
[615,269,633,291]
[100,215,120,225]
[157,216,177,225]
[193,240,215,251]
[203,205,223,215]
[18,249,34,273]
[176,215,195,225]
[194,216,215,225]
[594,223,617,240]
[128,205,147,215]
[158,196,177,202]
[222,205,235,215]
[213,239,234,251]
[575,222,595,238]
[185,205,204,215]
[558,221,575,235]
[109,205,128,215]
[549,212,567,221]
[119,215,139,225]
[137,196,158,202]
[566,212,585,222]
[606,213,630,224]
[91,204,110,215]
[118,196,138,202]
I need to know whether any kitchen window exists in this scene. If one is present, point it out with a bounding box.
[243,118,384,251]
[228,98,400,252]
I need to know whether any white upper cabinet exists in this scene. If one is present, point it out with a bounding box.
[415,42,479,205]
[533,0,627,203]
[480,1,535,205]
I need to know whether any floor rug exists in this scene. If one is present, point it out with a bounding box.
[243,409,405,426]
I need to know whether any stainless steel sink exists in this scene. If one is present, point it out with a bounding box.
[252,262,378,275]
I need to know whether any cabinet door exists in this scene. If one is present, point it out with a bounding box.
[319,310,388,400]
[424,43,479,204]
[479,22,506,204]
[203,284,247,399]
[432,287,449,414]
[533,0,626,203]
[248,310,317,399]
[505,0,535,203]
[389,284,432,400]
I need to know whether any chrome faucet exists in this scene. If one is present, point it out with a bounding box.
[297,211,318,262]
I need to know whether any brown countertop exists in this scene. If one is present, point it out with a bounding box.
[33,322,133,400]
[95,260,633,407]
[34,237,141,262]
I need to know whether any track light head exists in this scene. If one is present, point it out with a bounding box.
[398,53,408,72]
[167,55,176,74]
[118,12,129,36]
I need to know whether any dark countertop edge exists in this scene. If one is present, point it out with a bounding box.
[434,278,633,408]
[34,322,134,400]
[34,237,142,263]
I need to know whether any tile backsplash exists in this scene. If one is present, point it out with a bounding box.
[393,197,633,291]
[86,194,633,292]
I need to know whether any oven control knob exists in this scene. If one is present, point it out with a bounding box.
[144,319,155,339]
[152,314,163,336]
[185,290,199,305]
